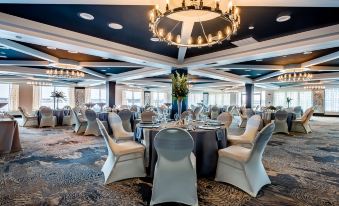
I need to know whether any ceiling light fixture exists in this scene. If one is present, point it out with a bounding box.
[248,26,254,30]
[46,62,85,79]
[304,85,325,90]
[68,50,78,54]
[277,68,313,82]
[276,14,291,22]
[47,46,57,50]
[150,37,160,42]
[303,51,312,55]
[79,12,94,20]
[108,22,123,30]
[27,81,52,86]
[245,69,251,71]
[149,0,240,48]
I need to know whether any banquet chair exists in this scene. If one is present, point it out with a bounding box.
[210,106,220,120]
[80,108,87,121]
[96,119,145,184]
[291,108,314,134]
[193,106,203,120]
[84,109,100,136]
[72,109,87,134]
[62,106,72,126]
[276,106,283,111]
[217,112,233,129]
[150,128,198,206]
[273,110,289,134]
[18,107,38,127]
[108,112,134,142]
[228,115,262,146]
[141,111,156,122]
[215,123,275,197]
[238,108,248,128]
[293,106,303,119]
[181,110,193,120]
[118,109,133,132]
[130,105,139,112]
[245,108,255,118]
[39,107,57,128]
[120,105,129,110]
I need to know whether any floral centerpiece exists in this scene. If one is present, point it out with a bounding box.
[51,91,66,110]
[286,97,293,108]
[171,71,189,118]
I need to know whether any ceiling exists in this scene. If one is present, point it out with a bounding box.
[0,1,338,90]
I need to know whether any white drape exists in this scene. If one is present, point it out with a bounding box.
[68,87,75,107]
[8,84,19,111]
[85,88,91,103]
[32,85,41,111]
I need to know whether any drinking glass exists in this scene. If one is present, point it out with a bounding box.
[152,116,157,126]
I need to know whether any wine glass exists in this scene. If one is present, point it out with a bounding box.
[152,115,157,126]
[174,113,179,121]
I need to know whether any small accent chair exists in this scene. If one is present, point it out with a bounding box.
[210,106,220,120]
[84,109,100,136]
[181,110,193,120]
[150,128,198,206]
[62,106,72,126]
[273,110,289,134]
[141,111,156,122]
[291,107,314,134]
[39,107,57,128]
[108,112,134,142]
[293,106,303,119]
[118,109,133,132]
[72,109,87,134]
[18,107,38,127]
[215,123,275,197]
[96,119,145,184]
[228,115,262,146]
[217,112,233,129]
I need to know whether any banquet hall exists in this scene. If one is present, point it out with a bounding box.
[0,1,338,205]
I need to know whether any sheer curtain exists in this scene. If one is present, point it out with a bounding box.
[286,91,299,107]
[273,92,286,107]
[223,93,231,105]
[85,88,91,103]
[8,84,19,111]
[299,91,312,110]
[32,85,41,111]
[68,87,75,107]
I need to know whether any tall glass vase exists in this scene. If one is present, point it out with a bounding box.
[177,97,183,119]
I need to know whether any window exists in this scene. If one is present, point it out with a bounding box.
[241,93,246,106]
[188,92,203,106]
[90,88,106,103]
[151,91,168,107]
[325,88,339,113]
[0,84,10,111]
[122,90,142,106]
[208,92,223,106]
[273,91,312,110]
[223,93,231,105]
[253,93,261,107]
[40,86,70,109]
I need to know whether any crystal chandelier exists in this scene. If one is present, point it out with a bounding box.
[304,85,325,90]
[27,81,52,86]
[46,63,85,78]
[149,0,240,48]
[277,68,313,82]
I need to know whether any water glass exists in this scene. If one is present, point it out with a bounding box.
[152,116,157,125]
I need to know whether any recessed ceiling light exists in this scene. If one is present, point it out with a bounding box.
[0,55,7,58]
[47,46,56,50]
[283,55,287,58]
[68,50,78,54]
[276,15,291,22]
[150,37,159,42]
[108,23,123,30]
[256,59,263,62]
[102,57,108,60]
[248,26,254,30]
[245,69,251,72]
[15,35,22,39]
[256,74,261,75]
[303,51,312,55]
[79,13,94,20]
[101,69,107,72]
[241,75,251,77]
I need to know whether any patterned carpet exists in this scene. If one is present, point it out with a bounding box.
[0,117,338,206]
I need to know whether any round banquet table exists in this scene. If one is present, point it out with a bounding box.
[259,111,296,131]
[0,118,21,154]
[134,122,228,178]
[98,111,140,133]
[37,109,71,126]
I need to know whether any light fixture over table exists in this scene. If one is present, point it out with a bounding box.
[277,67,313,82]
[46,62,85,79]
[149,0,240,48]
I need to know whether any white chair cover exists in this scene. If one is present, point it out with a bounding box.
[210,106,220,120]
[291,107,314,133]
[151,128,198,206]
[130,105,139,112]
[84,109,100,136]
[39,107,57,128]
[217,112,233,128]
[193,106,203,120]
[238,108,247,128]
[118,109,132,132]
[62,106,72,126]
[228,115,261,145]
[72,109,87,134]
[273,110,289,134]
[181,110,193,120]
[96,119,145,184]
[141,111,156,122]
[18,106,38,127]
[215,123,275,197]
[108,112,134,142]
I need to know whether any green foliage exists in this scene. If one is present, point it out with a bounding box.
[51,91,66,101]
[286,97,293,103]
[171,71,189,98]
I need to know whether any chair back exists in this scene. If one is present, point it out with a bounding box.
[245,108,255,118]
[228,105,234,112]
[275,110,288,121]
[40,107,53,117]
[85,109,97,121]
[304,108,314,124]
[18,106,28,118]
[108,112,128,138]
[130,105,139,112]
[96,119,116,155]
[243,115,262,141]
[141,111,156,122]
[276,106,283,111]
[193,106,203,120]
[210,106,219,120]
[181,110,193,120]
[71,109,81,124]
[120,105,129,110]
[63,105,72,110]
[300,107,312,122]
[154,128,194,162]
[217,112,233,128]
[118,109,132,132]
[248,123,275,163]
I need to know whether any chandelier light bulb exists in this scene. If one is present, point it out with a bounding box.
[226,26,231,36]
[198,36,203,44]
[228,0,233,12]
[158,28,164,37]
[167,32,172,41]
[187,37,192,45]
[176,35,181,44]
[208,34,213,43]
[217,30,223,40]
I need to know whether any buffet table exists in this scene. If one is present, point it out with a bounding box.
[0,118,21,154]
[135,122,227,178]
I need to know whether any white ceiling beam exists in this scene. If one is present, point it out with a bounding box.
[189,68,252,84]
[0,60,50,66]
[0,38,58,62]
[79,62,143,68]
[1,0,338,7]
[108,67,171,82]
[185,24,339,69]
[0,12,177,70]
[81,67,106,79]
[217,64,283,71]
[301,51,339,67]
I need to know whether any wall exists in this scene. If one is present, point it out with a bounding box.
[18,84,33,112]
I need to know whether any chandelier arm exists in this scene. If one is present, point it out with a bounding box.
[169,21,181,34]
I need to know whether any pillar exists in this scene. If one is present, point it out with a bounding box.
[106,81,116,107]
[245,83,254,108]
[171,68,188,118]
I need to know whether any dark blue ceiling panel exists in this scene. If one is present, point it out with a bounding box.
[0,47,40,60]
[0,5,179,58]
[225,69,274,79]
[88,67,143,75]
